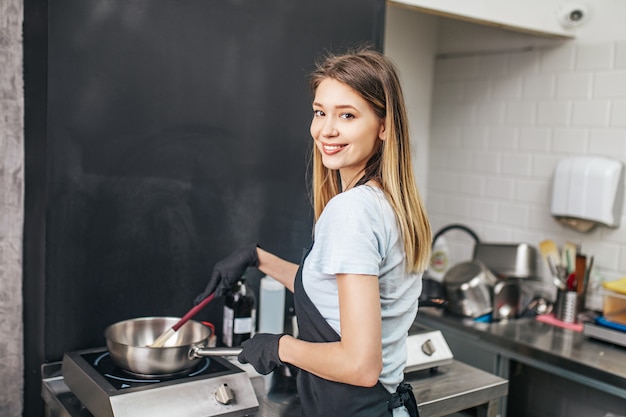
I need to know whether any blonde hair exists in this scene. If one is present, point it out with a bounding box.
[309,47,432,273]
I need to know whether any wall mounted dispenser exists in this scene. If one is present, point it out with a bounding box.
[551,156,624,232]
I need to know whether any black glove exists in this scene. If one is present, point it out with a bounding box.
[238,333,286,375]
[194,245,259,303]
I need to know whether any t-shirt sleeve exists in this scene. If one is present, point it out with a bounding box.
[307,190,383,276]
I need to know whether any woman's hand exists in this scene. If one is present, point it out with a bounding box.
[237,333,286,374]
[194,245,259,303]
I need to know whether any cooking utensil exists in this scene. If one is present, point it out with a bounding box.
[492,279,522,320]
[547,256,567,290]
[539,239,561,270]
[583,255,594,295]
[150,292,215,347]
[473,242,537,278]
[443,260,496,318]
[575,253,587,294]
[106,316,241,376]
[562,242,578,274]
[539,239,568,289]
[566,272,576,291]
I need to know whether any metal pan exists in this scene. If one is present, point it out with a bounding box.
[105,316,241,376]
[443,260,496,318]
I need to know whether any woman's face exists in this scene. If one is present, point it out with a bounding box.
[310,78,385,189]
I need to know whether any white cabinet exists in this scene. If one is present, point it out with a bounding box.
[389,0,577,38]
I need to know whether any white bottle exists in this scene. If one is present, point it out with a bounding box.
[258,275,285,334]
[428,236,450,282]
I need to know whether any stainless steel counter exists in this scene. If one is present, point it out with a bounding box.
[43,358,508,417]
[415,308,626,399]
[250,361,508,417]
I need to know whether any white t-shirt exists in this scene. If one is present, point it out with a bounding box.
[302,185,422,394]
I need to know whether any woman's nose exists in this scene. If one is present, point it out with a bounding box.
[321,119,338,137]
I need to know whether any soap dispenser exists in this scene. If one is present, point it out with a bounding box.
[550,156,624,232]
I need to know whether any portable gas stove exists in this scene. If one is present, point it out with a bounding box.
[42,347,259,417]
[404,322,454,373]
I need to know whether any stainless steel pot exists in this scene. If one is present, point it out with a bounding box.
[443,260,496,318]
[105,316,242,376]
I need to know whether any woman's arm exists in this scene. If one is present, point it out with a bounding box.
[278,273,383,387]
[256,247,299,292]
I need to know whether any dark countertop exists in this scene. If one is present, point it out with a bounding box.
[414,307,626,398]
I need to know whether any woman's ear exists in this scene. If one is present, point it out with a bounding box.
[378,120,387,141]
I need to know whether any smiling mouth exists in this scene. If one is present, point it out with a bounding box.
[322,143,347,155]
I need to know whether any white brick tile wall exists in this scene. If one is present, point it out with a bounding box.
[502,153,532,176]
[537,101,571,125]
[461,127,489,149]
[588,129,626,156]
[433,80,464,103]
[478,53,509,76]
[492,76,523,99]
[523,74,555,98]
[431,126,461,148]
[515,180,549,204]
[571,100,611,126]
[619,246,626,273]
[447,149,474,171]
[555,73,592,98]
[519,127,551,151]
[485,177,515,199]
[498,203,529,226]
[459,175,485,196]
[488,127,518,150]
[444,195,471,217]
[576,43,614,70]
[465,79,492,102]
[429,149,447,170]
[472,151,500,173]
[532,154,561,178]
[541,46,576,72]
[428,41,626,295]
[476,101,505,125]
[436,55,480,78]
[616,41,626,68]
[552,128,588,154]
[610,100,626,126]
[505,101,536,124]
[509,50,540,74]
[594,71,626,97]
[471,199,499,221]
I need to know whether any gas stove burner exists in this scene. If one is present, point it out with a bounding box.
[90,351,212,383]
[61,347,259,417]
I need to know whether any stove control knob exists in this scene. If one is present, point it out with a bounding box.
[215,384,235,405]
[421,339,436,356]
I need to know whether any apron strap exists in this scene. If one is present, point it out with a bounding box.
[388,382,420,417]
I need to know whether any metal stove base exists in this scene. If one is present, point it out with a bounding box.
[43,347,259,417]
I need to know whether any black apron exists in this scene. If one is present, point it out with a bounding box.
[293,247,419,417]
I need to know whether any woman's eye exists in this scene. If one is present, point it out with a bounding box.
[340,113,355,119]
[313,110,325,117]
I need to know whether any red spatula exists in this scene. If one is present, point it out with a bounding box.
[150,292,215,348]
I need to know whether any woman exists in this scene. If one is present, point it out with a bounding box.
[196,47,431,416]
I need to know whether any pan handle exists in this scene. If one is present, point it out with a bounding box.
[188,345,243,359]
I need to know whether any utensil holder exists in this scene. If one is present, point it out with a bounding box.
[555,290,580,323]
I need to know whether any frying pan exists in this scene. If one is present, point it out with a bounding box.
[105,317,242,376]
